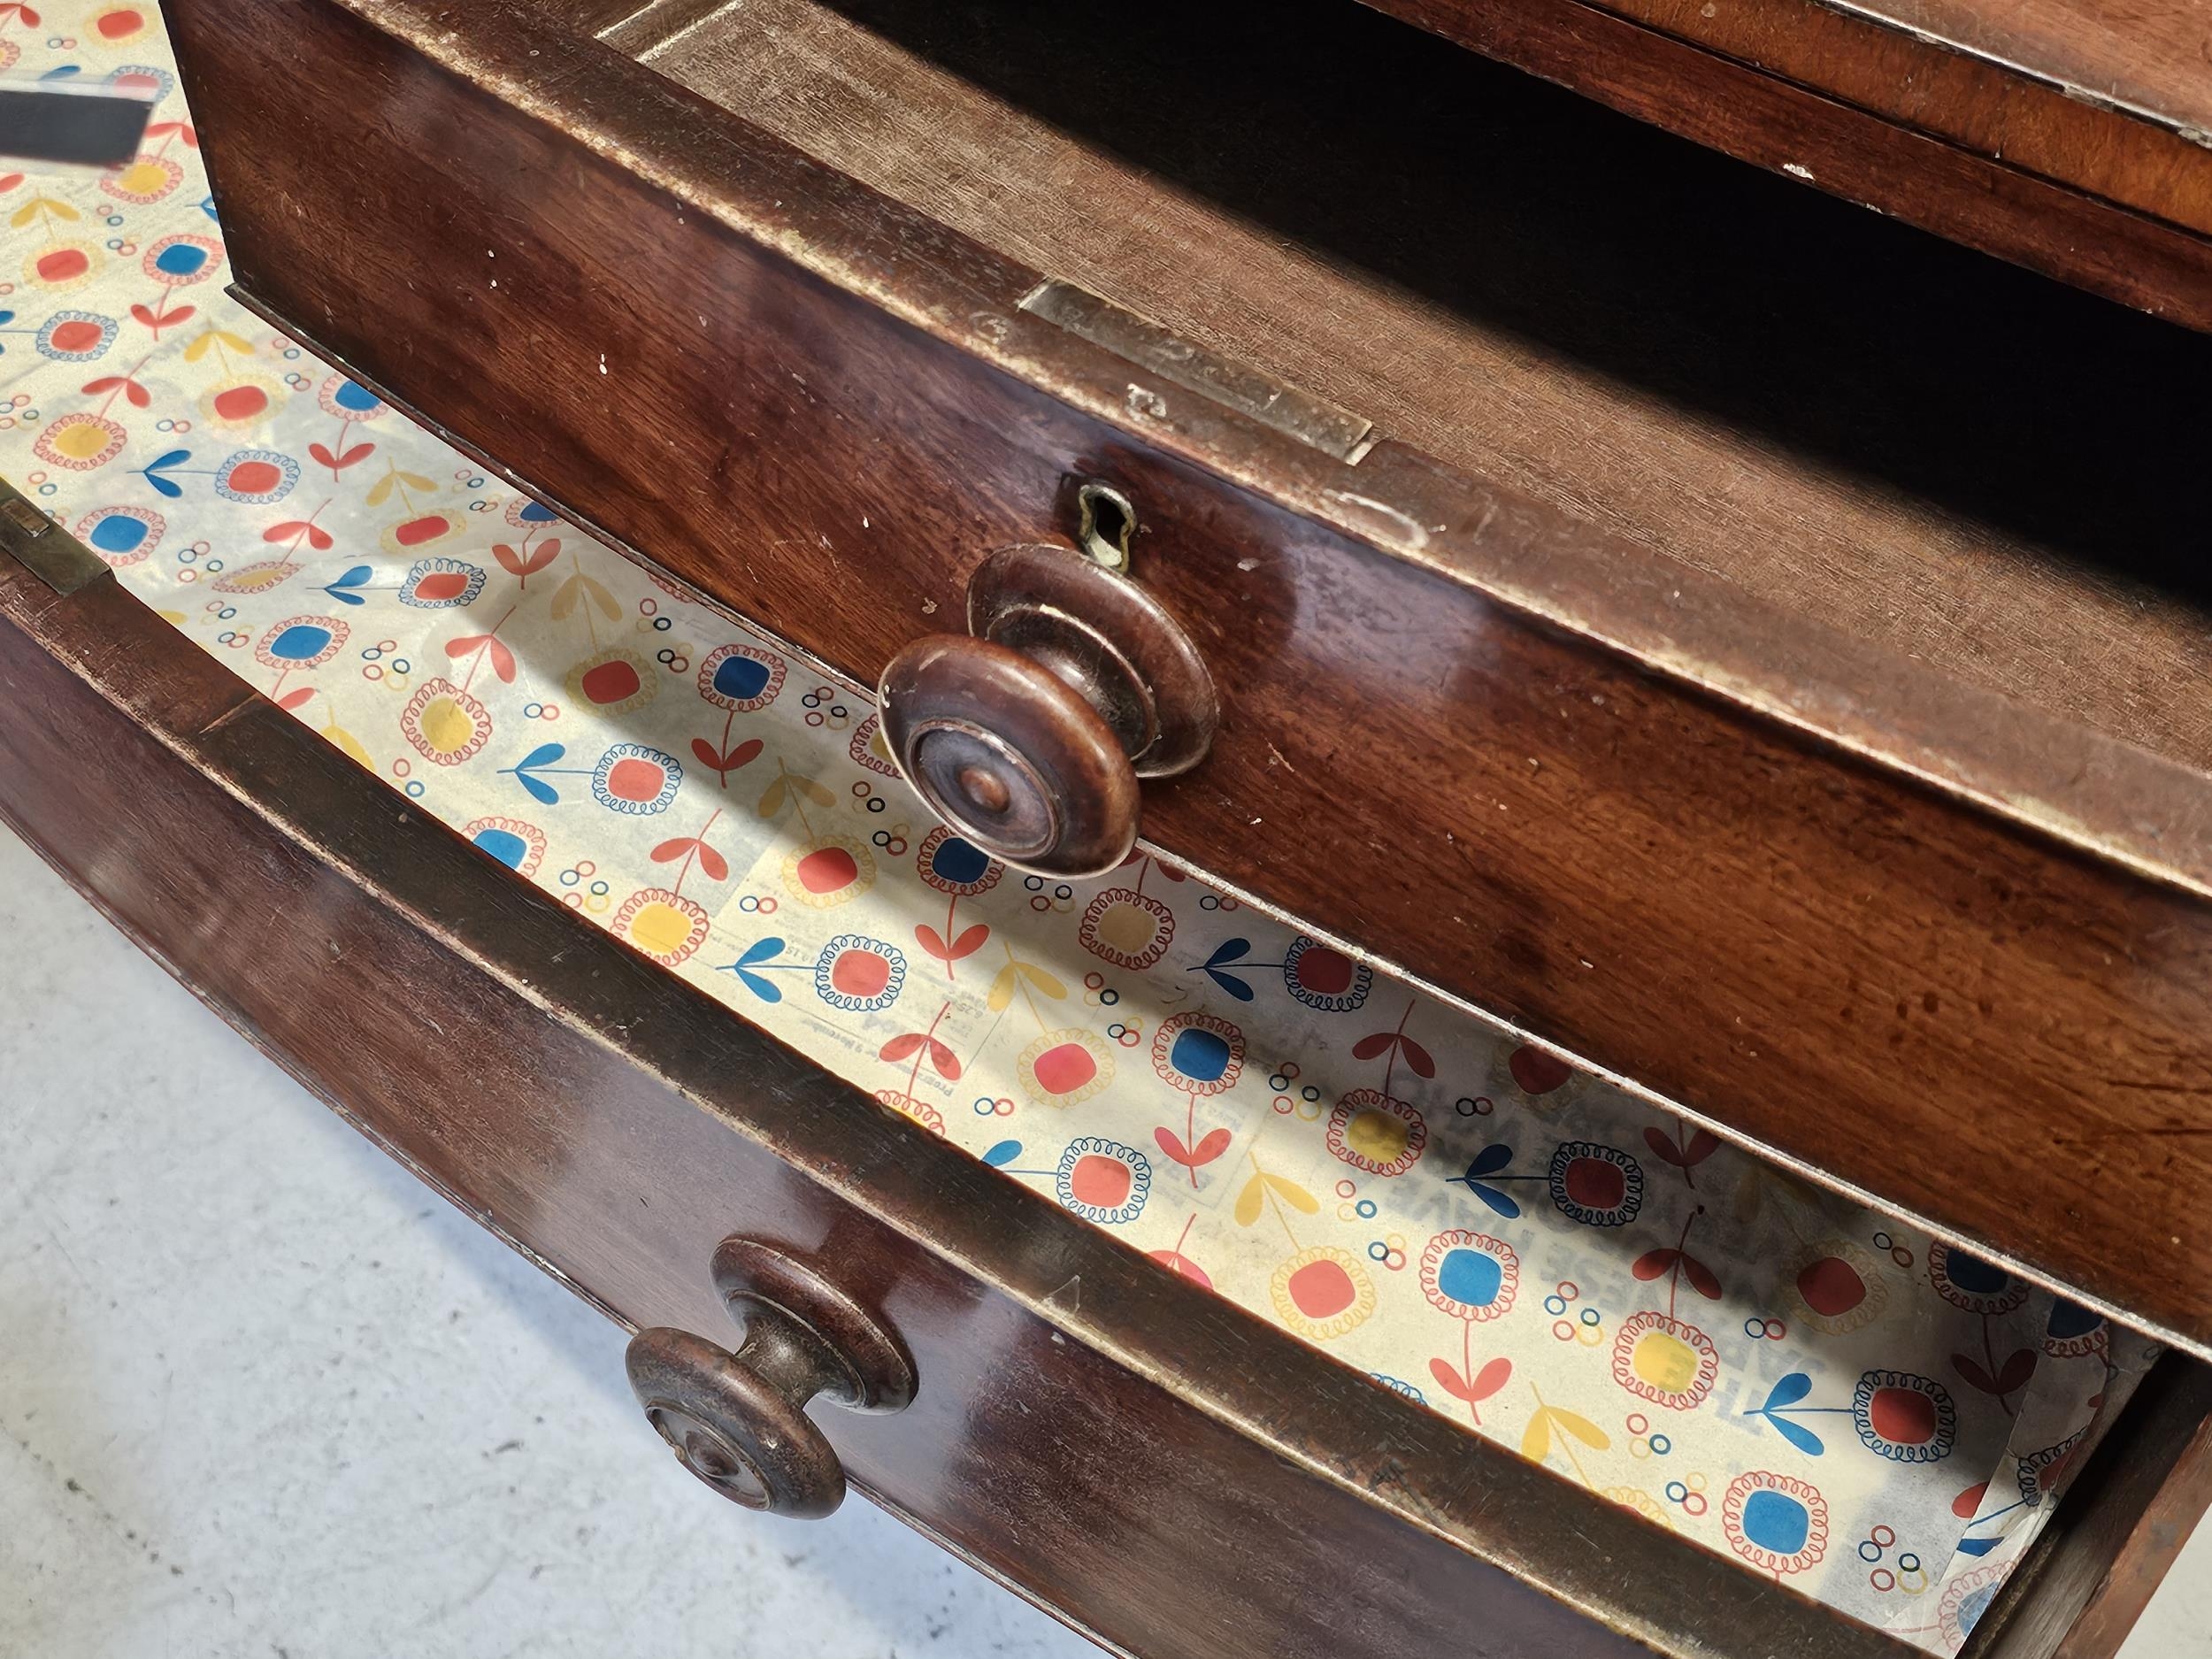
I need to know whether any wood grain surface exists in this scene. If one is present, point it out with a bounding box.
[633,0,2212,780]
[164,0,2212,1353]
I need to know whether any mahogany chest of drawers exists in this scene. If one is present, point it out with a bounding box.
[4,2,2208,1654]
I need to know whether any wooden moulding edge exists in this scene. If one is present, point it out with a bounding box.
[324,0,2212,910]
[1,523,1922,1659]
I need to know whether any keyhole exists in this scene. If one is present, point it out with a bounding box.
[1075,481,1135,572]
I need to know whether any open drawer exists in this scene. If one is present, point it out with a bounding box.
[158,0,2212,1363]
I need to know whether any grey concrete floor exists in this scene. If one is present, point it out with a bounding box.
[2,821,2204,1658]
[0,826,1093,1659]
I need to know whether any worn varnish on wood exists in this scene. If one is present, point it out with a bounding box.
[627,0,2212,784]
[164,0,2212,1356]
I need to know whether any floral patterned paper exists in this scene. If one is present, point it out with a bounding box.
[0,7,2154,1649]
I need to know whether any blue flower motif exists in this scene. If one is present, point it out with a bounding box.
[719,938,787,1003]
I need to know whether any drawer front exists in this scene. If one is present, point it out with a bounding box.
[3,549,1917,1659]
[163,0,2212,1353]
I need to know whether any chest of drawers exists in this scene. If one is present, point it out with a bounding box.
[4,2,2208,1654]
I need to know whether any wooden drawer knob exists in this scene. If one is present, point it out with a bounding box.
[626,1238,916,1519]
[878,543,1216,879]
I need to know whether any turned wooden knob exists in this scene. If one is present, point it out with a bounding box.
[878,544,1215,879]
[626,1238,915,1520]
[879,635,1140,878]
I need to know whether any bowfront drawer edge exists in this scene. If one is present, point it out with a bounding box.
[0,528,1931,1659]
[165,0,2212,1355]
[335,0,2212,905]
[200,292,2212,1384]
[190,247,2212,1377]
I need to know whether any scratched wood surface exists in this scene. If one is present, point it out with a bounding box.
[11,457,2212,1657]
[164,0,2212,1354]
[1846,0,2212,133]
[632,0,2212,780]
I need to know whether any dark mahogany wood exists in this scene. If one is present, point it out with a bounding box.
[879,634,1140,879]
[964,540,1219,786]
[0,536,1934,1659]
[8,482,2210,1657]
[624,1235,920,1517]
[165,0,2212,1352]
[624,0,2212,788]
[879,541,1217,879]
[626,1325,854,1517]
[1362,0,2212,329]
